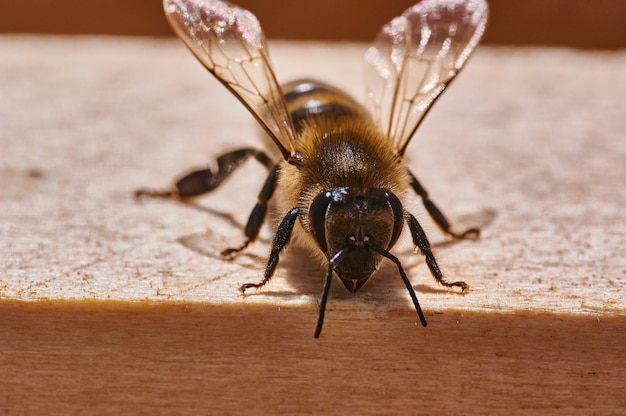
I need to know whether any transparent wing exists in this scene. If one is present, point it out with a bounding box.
[364,0,488,156]
[164,0,298,161]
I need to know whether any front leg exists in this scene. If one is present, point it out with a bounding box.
[408,170,479,240]
[240,207,302,293]
[407,213,468,292]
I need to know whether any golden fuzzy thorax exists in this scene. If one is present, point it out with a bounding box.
[276,115,410,256]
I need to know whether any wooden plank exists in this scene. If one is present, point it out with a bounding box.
[1,302,624,415]
[1,36,625,414]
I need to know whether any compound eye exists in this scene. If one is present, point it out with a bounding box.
[384,190,405,250]
[309,191,335,253]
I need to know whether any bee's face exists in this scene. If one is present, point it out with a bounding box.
[309,187,404,292]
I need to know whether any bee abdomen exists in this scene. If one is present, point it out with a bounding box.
[282,79,369,133]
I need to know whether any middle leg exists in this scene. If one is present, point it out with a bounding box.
[408,170,479,240]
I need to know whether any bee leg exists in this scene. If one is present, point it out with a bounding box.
[240,207,302,293]
[134,148,273,199]
[407,213,469,292]
[221,165,280,259]
[407,170,479,240]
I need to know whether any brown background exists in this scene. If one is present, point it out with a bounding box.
[1,0,625,49]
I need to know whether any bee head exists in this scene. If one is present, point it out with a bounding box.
[309,187,404,292]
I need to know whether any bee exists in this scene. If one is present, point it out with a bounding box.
[137,0,489,337]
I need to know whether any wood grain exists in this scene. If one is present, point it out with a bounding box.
[1,302,625,415]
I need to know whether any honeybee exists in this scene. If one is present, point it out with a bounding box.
[137,0,489,337]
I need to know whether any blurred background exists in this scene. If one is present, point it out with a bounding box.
[0,0,625,49]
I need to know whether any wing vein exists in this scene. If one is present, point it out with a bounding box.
[364,0,488,156]
[164,0,298,160]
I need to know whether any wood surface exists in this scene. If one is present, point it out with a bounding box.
[1,36,625,414]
